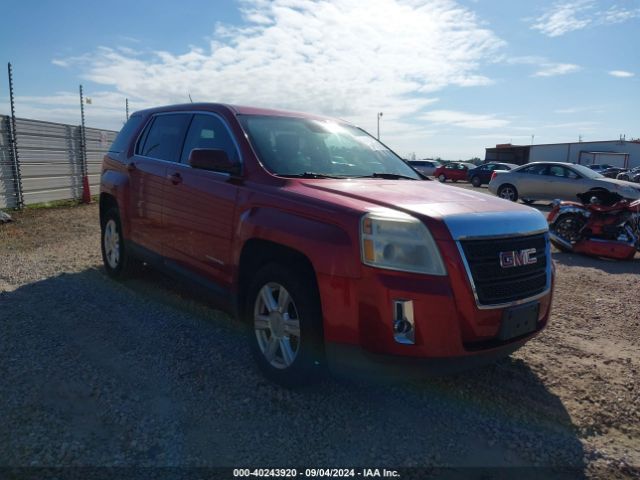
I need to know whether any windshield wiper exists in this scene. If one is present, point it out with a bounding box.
[279,172,347,179]
[358,172,418,180]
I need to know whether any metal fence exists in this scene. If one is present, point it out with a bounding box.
[0,115,117,208]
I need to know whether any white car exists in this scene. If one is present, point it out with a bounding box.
[488,162,640,203]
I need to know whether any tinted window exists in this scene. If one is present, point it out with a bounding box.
[181,114,239,164]
[108,115,144,154]
[139,114,191,162]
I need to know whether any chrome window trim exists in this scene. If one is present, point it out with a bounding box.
[133,110,243,168]
[455,232,552,310]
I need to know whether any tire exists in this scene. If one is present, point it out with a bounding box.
[438,174,446,183]
[245,263,324,387]
[471,176,481,188]
[101,207,138,279]
[522,198,535,205]
[549,213,585,252]
[497,184,518,202]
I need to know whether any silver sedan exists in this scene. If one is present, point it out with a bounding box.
[488,162,640,203]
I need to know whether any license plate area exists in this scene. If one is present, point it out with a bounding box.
[499,302,539,341]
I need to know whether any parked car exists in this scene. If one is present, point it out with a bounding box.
[433,162,475,182]
[101,103,554,385]
[467,162,518,187]
[586,164,614,173]
[617,166,640,183]
[488,161,640,203]
[600,166,628,178]
[407,159,441,177]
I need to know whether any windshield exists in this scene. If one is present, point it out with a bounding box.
[570,164,604,179]
[239,115,420,179]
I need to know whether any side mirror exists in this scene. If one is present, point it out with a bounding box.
[188,148,240,175]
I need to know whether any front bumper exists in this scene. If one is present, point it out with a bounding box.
[316,231,554,366]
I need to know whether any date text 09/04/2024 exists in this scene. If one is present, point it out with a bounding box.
[233,468,400,478]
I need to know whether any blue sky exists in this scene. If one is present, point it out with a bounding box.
[1,0,638,159]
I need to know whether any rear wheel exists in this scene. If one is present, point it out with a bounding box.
[245,263,324,386]
[101,207,138,279]
[471,176,481,188]
[438,174,446,182]
[497,184,518,202]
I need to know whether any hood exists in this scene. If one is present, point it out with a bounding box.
[297,179,537,218]
[293,179,548,240]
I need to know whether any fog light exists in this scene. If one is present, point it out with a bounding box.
[393,300,415,345]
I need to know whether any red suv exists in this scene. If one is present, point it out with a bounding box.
[100,104,554,385]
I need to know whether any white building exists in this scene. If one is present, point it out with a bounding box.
[485,139,640,168]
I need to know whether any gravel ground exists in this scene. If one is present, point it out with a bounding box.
[0,202,638,478]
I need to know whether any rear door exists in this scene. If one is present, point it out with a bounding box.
[127,113,191,254]
[162,113,241,287]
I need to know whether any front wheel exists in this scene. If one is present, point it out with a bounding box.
[246,263,324,386]
[550,213,586,252]
[438,174,446,182]
[497,184,518,202]
[471,176,481,188]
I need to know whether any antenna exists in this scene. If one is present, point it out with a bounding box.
[188,93,193,103]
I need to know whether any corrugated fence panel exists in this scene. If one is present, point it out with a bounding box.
[0,115,17,209]
[5,117,118,206]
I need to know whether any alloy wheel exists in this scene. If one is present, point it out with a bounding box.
[254,282,301,369]
[103,219,120,269]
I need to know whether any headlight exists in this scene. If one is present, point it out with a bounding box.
[360,210,447,275]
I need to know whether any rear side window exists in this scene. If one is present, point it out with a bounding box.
[180,114,239,164]
[521,164,548,175]
[108,115,144,154]
[138,114,192,162]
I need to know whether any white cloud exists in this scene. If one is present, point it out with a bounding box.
[609,70,635,78]
[531,1,640,37]
[533,63,581,77]
[37,0,503,133]
[420,109,509,129]
[531,0,593,37]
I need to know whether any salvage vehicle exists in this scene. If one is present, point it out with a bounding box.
[100,103,554,386]
[617,166,640,183]
[407,159,441,177]
[433,162,475,183]
[548,190,640,260]
[488,162,640,204]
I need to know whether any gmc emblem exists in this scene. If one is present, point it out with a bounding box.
[499,248,537,268]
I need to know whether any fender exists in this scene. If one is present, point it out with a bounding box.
[100,159,131,236]
[547,202,589,225]
[233,206,360,279]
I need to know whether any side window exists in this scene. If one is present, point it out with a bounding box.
[180,114,239,164]
[109,114,144,154]
[521,164,548,175]
[566,168,580,179]
[548,165,566,177]
[138,113,192,162]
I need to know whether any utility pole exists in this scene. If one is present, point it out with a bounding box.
[377,112,383,140]
[79,85,91,203]
[7,62,23,209]
[125,98,129,121]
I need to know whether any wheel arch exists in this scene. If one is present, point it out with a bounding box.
[237,239,322,326]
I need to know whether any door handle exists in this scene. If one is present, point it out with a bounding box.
[127,162,136,172]
[169,172,182,185]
